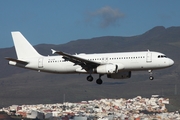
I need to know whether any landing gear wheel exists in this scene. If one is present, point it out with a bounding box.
[149,76,154,80]
[87,75,93,82]
[148,70,154,80]
[96,79,103,85]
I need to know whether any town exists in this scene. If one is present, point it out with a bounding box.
[1,95,180,120]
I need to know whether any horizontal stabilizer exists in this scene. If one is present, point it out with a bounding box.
[5,57,29,65]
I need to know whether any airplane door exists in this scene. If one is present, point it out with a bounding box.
[38,58,43,68]
[146,52,152,62]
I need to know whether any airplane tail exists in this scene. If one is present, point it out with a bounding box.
[11,31,42,60]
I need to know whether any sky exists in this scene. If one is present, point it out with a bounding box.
[0,0,180,48]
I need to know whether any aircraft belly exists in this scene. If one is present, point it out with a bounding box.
[43,63,78,73]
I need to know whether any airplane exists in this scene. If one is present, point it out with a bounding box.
[5,31,174,85]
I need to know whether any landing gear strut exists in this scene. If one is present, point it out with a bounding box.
[96,74,103,85]
[148,70,154,80]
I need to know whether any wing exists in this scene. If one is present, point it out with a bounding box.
[51,49,100,71]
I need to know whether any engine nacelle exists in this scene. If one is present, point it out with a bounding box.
[107,71,131,79]
[95,64,118,74]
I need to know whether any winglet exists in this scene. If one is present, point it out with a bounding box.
[51,49,57,54]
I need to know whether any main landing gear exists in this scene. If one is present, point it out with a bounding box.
[86,74,103,85]
[87,75,93,82]
[148,70,154,80]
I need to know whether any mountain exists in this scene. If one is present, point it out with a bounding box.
[0,26,180,111]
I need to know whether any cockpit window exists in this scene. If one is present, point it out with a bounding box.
[158,55,167,58]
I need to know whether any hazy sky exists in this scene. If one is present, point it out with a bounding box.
[0,0,180,48]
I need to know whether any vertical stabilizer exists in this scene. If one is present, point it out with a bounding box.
[11,31,42,59]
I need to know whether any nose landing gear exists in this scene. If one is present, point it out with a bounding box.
[148,70,154,80]
[149,76,154,80]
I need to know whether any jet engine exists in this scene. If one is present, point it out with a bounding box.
[94,64,118,74]
[107,71,131,79]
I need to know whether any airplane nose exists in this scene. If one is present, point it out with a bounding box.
[169,59,174,66]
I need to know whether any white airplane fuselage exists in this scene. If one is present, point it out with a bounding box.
[13,51,172,73]
[6,32,174,84]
